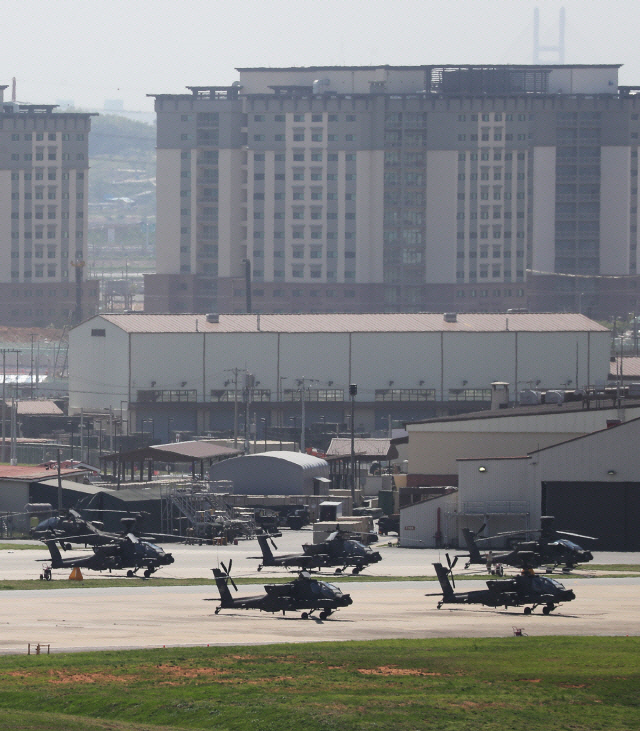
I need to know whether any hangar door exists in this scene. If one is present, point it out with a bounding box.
[541,482,640,551]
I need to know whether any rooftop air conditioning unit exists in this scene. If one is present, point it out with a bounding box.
[443,312,457,323]
[206,313,219,323]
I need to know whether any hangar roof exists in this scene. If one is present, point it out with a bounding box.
[88,313,608,335]
[326,438,399,460]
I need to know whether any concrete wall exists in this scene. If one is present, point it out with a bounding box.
[68,319,129,412]
[399,491,459,548]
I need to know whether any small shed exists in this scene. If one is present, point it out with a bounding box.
[207,451,330,495]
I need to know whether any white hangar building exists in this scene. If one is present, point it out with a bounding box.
[405,400,640,485]
[69,312,610,439]
[401,415,640,552]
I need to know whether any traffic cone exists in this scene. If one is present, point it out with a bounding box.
[69,566,83,581]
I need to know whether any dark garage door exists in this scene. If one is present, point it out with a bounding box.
[542,481,640,551]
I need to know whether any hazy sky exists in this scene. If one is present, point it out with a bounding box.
[3,0,640,115]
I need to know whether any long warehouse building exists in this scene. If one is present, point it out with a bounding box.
[69,312,610,440]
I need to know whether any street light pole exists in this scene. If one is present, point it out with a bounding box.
[349,383,357,507]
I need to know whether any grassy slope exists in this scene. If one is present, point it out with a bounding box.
[0,638,637,730]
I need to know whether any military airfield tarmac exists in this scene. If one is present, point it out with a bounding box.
[0,530,638,654]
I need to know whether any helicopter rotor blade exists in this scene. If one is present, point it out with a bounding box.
[270,538,278,550]
[219,560,238,591]
[476,523,487,537]
[555,530,598,541]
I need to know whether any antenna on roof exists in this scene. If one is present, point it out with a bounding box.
[533,6,565,64]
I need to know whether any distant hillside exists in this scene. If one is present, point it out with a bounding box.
[89,113,156,156]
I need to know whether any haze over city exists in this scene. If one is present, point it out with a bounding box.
[3,0,640,112]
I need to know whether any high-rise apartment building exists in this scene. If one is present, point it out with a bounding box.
[147,65,640,317]
[0,86,99,327]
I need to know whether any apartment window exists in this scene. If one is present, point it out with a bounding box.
[293,133,305,141]
[274,134,284,141]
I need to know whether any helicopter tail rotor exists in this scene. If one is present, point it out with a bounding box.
[445,553,458,588]
[220,560,238,592]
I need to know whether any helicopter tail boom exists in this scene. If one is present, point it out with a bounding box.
[44,540,64,569]
[212,568,235,608]
[433,563,455,598]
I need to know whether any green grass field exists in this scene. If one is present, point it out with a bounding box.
[0,637,637,730]
[1,565,638,592]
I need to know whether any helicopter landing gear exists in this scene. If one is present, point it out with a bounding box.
[126,570,134,577]
[143,568,154,578]
[334,568,343,575]
[437,602,443,609]
[542,604,555,615]
[257,565,263,572]
[301,612,309,620]
[352,567,361,575]
[215,607,221,615]
[319,610,331,620]
[523,606,532,615]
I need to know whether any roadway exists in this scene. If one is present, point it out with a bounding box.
[0,531,638,654]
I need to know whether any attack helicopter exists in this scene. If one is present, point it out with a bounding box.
[429,555,576,615]
[210,560,353,619]
[253,530,382,574]
[31,508,114,548]
[40,518,175,577]
[459,516,596,573]
[32,509,182,549]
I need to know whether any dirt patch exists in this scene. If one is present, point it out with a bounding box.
[156,665,228,678]
[358,666,443,677]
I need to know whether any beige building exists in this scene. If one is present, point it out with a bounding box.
[0,86,99,326]
[148,64,640,317]
[406,401,640,483]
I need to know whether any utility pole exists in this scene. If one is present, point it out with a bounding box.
[297,377,319,453]
[10,397,17,465]
[30,334,35,400]
[225,367,246,449]
[349,384,358,508]
[244,372,255,453]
